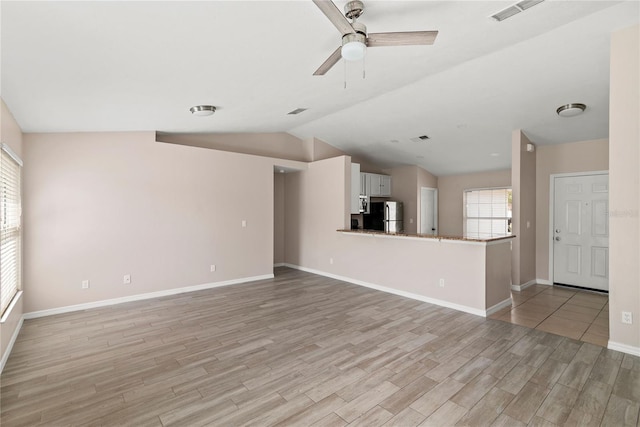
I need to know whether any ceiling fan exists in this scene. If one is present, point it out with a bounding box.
[312,0,438,76]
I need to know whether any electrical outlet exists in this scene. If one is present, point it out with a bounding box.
[210,264,216,272]
[81,280,90,289]
[123,274,131,284]
[439,278,445,288]
[622,311,633,324]
[241,220,247,228]
[329,257,334,265]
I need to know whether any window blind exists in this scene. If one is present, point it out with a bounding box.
[1,143,22,316]
[464,188,512,239]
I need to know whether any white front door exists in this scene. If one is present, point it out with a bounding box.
[420,187,438,235]
[553,173,609,291]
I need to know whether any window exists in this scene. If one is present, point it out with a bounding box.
[1,143,22,317]
[464,188,512,239]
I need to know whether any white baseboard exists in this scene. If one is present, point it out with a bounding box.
[511,279,537,292]
[511,278,553,291]
[283,263,494,317]
[23,274,274,320]
[273,263,285,267]
[0,315,24,374]
[486,298,513,316]
[608,341,640,357]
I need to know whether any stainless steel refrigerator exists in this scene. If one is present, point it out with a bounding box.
[364,201,404,232]
[384,201,403,233]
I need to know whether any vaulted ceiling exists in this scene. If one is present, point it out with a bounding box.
[2,1,638,175]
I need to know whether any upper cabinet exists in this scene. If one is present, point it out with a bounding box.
[379,175,391,197]
[361,172,391,197]
[361,172,369,196]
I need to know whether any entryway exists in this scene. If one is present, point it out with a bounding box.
[493,171,611,347]
[551,172,609,291]
[490,284,608,346]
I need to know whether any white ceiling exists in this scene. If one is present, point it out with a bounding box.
[2,1,638,176]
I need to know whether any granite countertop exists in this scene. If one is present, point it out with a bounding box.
[337,229,516,243]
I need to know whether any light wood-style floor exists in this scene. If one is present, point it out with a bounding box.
[1,267,639,426]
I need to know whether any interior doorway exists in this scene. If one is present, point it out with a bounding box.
[551,172,609,291]
[420,187,438,235]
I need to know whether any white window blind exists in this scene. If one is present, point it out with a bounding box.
[1,143,22,316]
[464,188,512,239]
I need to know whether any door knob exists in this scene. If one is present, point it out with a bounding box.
[555,236,561,241]
[555,229,561,233]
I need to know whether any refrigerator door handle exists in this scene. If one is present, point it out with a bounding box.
[385,205,389,232]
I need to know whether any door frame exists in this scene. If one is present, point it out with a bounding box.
[548,170,609,285]
[420,187,438,235]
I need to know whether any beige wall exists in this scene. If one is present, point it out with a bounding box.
[512,131,536,287]
[437,169,511,237]
[22,132,280,313]
[284,156,350,268]
[273,173,285,264]
[284,156,511,313]
[386,165,437,234]
[0,99,24,368]
[388,166,419,234]
[332,235,511,313]
[158,132,313,163]
[157,133,355,166]
[486,241,513,308]
[609,24,639,350]
[309,137,347,162]
[535,139,609,280]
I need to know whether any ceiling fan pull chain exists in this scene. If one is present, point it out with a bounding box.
[344,59,347,89]
[363,55,366,80]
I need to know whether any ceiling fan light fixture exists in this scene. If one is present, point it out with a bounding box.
[190,105,216,116]
[556,103,586,117]
[341,33,367,61]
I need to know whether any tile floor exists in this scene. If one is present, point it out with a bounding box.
[490,284,609,346]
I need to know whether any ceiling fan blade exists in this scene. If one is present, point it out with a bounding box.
[313,46,342,76]
[312,0,354,35]
[367,31,438,47]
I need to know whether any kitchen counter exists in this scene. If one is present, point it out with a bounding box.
[337,229,515,243]
[333,229,514,316]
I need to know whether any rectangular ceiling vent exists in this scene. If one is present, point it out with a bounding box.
[490,0,544,22]
[410,135,430,142]
[287,108,308,115]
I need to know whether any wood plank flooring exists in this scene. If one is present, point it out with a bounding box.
[1,267,639,426]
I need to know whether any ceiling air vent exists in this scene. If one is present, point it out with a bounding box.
[287,108,308,115]
[490,0,544,22]
[410,135,430,142]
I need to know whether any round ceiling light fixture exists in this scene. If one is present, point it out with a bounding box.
[556,103,586,117]
[341,22,367,61]
[190,105,216,116]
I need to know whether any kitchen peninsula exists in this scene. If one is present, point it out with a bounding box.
[333,229,515,317]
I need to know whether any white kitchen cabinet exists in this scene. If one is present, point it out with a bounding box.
[360,172,369,196]
[361,173,391,197]
[379,175,391,197]
[369,174,381,196]
[351,163,361,214]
